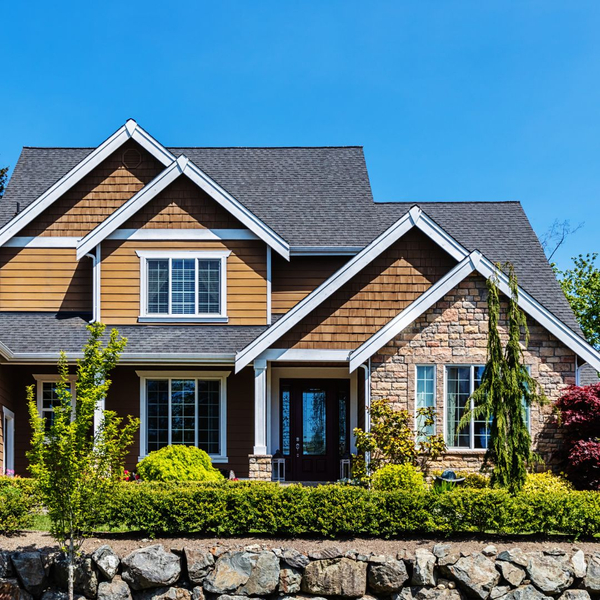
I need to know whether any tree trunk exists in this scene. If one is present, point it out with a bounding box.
[68,538,74,600]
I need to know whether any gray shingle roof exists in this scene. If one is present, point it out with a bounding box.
[0,145,583,343]
[0,312,268,356]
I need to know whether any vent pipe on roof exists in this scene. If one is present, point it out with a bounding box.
[15,203,19,215]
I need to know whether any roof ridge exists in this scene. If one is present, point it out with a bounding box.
[22,145,365,150]
[375,200,522,205]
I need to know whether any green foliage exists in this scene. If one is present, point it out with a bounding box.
[0,166,7,199]
[353,400,446,481]
[522,471,573,493]
[137,445,224,482]
[0,477,38,532]
[27,322,139,598]
[556,253,600,351]
[106,480,600,538]
[460,263,546,493]
[371,464,425,491]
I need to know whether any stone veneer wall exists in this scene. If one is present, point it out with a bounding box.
[370,274,577,473]
[248,454,273,480]
[3,541,600,600]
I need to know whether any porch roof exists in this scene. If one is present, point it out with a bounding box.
[0,312,268,360]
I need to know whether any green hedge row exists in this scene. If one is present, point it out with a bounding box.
[0,477,38,533]
[106,482,600,538]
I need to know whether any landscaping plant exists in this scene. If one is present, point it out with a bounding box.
[555,383,600,489]
[137,444,224,482]
[370,463,425,491]
[352,400,446,481]
[460,263,546,493]
[27,322,139,600]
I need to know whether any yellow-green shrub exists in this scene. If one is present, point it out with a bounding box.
[370,464,425,491]
[522,471,573,493]
[0,477,38,532]
[137,445,224,482]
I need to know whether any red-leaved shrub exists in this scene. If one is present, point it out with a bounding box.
[555,383,600,489]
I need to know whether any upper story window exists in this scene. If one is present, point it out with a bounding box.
[137,250,231,322]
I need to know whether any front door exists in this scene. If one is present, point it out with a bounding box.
[280,379,350,481]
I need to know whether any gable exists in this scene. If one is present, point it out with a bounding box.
[120,176,246,231]
[276,229,456,349]
[21,140,164,237]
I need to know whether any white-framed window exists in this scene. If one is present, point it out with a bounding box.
[415,365,436,436]
[136,250,231,322]
[444,365,531,450]
[2,407,14,476]
[137,371,229,462]
[33,375,77,434]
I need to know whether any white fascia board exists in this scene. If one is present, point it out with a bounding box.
[348,253,480,372]
[183,160,289,259]
[234,208,420,373]
[76,158,186,259]
[259,349,352,362]
[108,228,258,241]
[475,256,600,373]
[0,120,175,248]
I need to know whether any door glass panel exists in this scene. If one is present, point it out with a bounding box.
[303,388,326,455]
[338,390,348,456]
[281,387,291,455]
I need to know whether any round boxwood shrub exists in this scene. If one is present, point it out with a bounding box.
[522,471,573,493]
[371,464,425,491]
[137,445,224,482]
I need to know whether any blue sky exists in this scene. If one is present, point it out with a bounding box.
[1,1,599,269]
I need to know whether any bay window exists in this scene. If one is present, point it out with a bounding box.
[139,371,228,461]
[137,250,230,322]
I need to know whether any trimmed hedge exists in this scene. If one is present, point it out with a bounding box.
[0,477,38,533]
[107,481,600,538]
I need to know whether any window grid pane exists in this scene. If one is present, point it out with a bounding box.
[171,379,196,445]
[146,380,169,452]
[198,380,220,455]
[473,366,491,449]
[147,260,169,314]
[171,259,196,315]
[198,260,221,314]
[42,382,66,434]
[416,366,435,437]
[446,366,471,448]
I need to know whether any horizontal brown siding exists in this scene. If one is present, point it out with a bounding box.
[0,248,92,312]
[271,255,350,314]
[278,229,457,349]
[22,140,164,237]
[121,178,245,230]
[101,240,267,325]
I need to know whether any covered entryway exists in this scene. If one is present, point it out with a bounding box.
[279,378,350,481]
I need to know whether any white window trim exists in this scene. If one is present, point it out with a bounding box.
[415,364,437,435]
[33,374,78,424]
[2,407,14,475]
[137,370,230,463]
[136,250,231,323]
[442,364,532,452]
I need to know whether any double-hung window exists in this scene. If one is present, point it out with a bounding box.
[139,371,228,462]
[445,365,531,450]
[137,251,230,322]
[34,375,77,435]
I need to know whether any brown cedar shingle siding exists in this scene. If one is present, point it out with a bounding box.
[271,255,350,314]
[101,240,267,325]
[278,229,456,349]
[0,248,92,312]
[21,140,164,237]
[122,178,245,230]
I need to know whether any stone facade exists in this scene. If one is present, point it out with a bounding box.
[248,454,273,480]
[370,274,577,473]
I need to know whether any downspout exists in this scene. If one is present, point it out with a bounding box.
[85,244,101,323]
[358,359,371,473]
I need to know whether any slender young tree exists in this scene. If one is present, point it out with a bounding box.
[27,323,139,600]
[460,264,546,492]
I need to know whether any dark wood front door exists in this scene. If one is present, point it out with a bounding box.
[280,379,350,482]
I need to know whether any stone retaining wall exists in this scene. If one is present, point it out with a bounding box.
[2,542,600,600]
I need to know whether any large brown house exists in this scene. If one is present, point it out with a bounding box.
[0,121,598,481]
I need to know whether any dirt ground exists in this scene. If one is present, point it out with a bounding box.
[1,532,599,558]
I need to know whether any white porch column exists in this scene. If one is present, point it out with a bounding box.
[93,395,105,438]
[253,359,268,454]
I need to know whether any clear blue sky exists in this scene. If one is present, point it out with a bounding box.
[1,1,599,269]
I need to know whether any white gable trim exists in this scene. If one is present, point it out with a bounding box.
[0,120,176,248]
[349,251,600,373]
[76,155,290,260]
